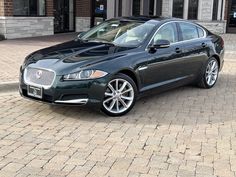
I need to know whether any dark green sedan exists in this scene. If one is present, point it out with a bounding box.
[19,16,225,116]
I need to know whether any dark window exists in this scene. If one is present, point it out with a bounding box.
[188,0,198,20]
[212,0,219,20]
[118,0,122,16]
[13,0,45,16]
[179,22,199,40]
[153,23,178,43]
[197,27,205,38]
[149,0,155,15]
[156,0,162,16]
[173,0,184,18]
[133,0,140,16]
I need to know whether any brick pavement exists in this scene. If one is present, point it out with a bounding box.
[0,33,77,83]
[0,33,235,83]
[0,61,235,176]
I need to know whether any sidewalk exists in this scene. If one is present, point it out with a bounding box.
[221,34,236,60]
[0,33,235,90]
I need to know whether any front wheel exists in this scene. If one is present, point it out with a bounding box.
[198,57,219,89]
[101,74,137,117]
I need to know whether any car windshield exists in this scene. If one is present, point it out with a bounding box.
[80,20,156,47]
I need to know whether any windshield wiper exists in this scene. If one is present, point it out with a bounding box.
[88,39,115,46]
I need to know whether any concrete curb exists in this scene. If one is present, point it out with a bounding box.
[0,81,19,93]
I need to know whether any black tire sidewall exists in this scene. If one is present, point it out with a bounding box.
[101,73,138,117]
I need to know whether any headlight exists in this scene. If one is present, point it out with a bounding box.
[63,70,108,80]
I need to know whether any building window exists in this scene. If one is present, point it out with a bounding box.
[156,0,162,16]
[118,0,122,16]
[133,0,140,16]
[149,0,155,15]
[13,0,46,16]
[172,0,184,18]
[188,0,198,20]
[212,0,219,20]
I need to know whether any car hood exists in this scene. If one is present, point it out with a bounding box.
[24,39,134,75]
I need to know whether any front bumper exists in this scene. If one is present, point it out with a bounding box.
[19,67,109,108]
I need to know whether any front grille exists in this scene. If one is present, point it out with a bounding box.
[24,67,55,88]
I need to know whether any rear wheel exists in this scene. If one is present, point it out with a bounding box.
[101,74,137,117]
[198,57,219,89]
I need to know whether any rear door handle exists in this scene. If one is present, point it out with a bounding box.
[175,48,182,54]
[202,43,207,48]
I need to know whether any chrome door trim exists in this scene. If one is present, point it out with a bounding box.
[145,20,207,51]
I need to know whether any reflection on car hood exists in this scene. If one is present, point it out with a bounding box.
[24,39,134,74]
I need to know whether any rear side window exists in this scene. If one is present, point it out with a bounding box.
[179,22,199,41]
[197,27,205,38]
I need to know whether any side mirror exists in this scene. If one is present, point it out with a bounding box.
[148,39,170,52]
[77,31,85,39]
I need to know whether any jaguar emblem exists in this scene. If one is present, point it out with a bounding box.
[36,70,43,79]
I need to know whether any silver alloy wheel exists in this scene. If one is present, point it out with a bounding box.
[103,79,134,114]
[206,59,219,86]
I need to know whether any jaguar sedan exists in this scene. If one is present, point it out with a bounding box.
[19,16,224,116]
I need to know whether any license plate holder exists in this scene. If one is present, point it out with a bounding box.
[27,85,43,99]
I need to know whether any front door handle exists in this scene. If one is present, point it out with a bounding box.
[202,43,207,48]
[175,48,182,54]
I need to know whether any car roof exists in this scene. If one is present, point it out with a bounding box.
[108,16,188,25]
[118,16,167,21]
[114,16,183,22]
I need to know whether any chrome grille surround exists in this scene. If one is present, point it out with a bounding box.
[24,67,56,89]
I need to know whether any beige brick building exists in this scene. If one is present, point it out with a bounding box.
[0,0,235,39]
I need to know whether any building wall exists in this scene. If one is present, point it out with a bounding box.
[225,0,228,20]
[46,0,54,17]
[0,0,231,39]
[155,0,227,34]
[0,0,13,16]
[0,0,55,39]
[198,21,226,34]
[162,0,172,17]
[0,0,4,16]
[75,0,91,32]
[0,16,54,39]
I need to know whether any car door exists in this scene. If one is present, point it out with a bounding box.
[139,22,187,91]
[176,22,209,76]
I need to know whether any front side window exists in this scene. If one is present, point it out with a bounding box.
[13,0,46,16]
[197,27,205,38]
[153,23,178,44]
[173,0,184,18]
[188,0,199,20]
[179,22,199,41]
[81,21,156,47]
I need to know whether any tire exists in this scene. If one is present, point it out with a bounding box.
[198,57,219,89]
[101,73,137,117]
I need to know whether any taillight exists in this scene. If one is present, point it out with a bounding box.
[221,37,224,48]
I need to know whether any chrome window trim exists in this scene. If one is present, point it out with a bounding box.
[145,20,207,50]
[23,66,56,89]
